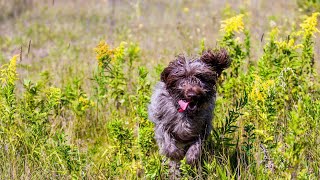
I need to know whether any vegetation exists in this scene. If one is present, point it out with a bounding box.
[0,1,319,179]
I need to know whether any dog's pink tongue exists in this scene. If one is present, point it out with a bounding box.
[178,100,189,112]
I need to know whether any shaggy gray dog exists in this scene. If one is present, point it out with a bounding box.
[148,49,231,172]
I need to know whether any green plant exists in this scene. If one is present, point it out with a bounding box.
[1,4,320,179]
[212,91,248,154]
[0,55,86,179]
[297,0,320,13]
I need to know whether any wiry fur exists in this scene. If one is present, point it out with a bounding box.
[148,49,231,172]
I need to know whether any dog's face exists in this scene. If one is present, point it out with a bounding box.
[161,49,231,111]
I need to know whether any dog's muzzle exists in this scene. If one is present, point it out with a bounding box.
[178,100,198,112]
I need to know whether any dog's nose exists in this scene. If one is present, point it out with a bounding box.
[186,91,197,99]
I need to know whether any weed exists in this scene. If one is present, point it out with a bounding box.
[0,4,319,179]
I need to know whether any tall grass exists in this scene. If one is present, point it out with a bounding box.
[0,0,33,21]
[0,5,319,180]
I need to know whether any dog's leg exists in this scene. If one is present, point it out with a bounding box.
[162,132,185,161]
[168,160,181,179]
[186,139,202,166]
[156,131,184,179]
[155,125,185,161]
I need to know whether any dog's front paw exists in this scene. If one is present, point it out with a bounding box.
[186,142,201,166]
[165,144,185,160]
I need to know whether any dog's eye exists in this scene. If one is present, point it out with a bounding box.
[195,74,206,81]
[196,74,215,83]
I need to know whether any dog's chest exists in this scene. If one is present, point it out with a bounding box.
[172,117,204,142]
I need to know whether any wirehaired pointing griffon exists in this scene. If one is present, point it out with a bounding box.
[148,49,231,169]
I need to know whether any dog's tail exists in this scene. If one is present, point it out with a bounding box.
[200,48,231,76]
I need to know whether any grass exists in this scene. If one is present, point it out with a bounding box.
[0,0,320,179]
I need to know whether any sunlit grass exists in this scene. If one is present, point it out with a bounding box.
[0,1,319,179]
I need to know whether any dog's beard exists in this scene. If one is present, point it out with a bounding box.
[188,101,197,111]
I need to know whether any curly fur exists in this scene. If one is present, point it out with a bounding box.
[148,49,231,170]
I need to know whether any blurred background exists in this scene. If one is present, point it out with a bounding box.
[1,0,318,88]
[0,1,320,179]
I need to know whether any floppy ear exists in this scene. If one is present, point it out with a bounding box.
[160,66,171,82]
[200,48,231,76]
[160,55,186,82]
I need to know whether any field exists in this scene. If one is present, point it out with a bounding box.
[0,0,320,179]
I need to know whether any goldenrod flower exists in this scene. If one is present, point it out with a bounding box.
[94,41,114,67]
[300,12,320,38]
[220,14,245,35]
[0,55,19,86]
[249,75,274,104]
[45,87,62,106]
[78,95,94,111]
[269,27,279,41]
[94,41,128,67]
[113,41,126,61]
[275,38,303,50]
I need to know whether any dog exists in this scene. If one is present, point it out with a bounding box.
[148,48,231,174]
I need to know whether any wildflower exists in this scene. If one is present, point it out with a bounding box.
[45,87,62,107]
[300,12,320,38]
[94,41,113,67]
[113,41,126,61]
[275,38,303,50]
[183,7,189,13]
[78,95,94,111]
[269,27,279,41]
[0,55,19,86]
[249,75,274,104]
[220,14,244,35]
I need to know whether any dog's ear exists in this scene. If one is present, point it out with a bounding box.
[160,66,171,82]
[200,48,231,76]
[161,55,186,82]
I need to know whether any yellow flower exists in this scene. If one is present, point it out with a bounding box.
[0,55,19,85]
[78,95,94,111]
[45,87,62,106]
[94,41,114,67]
[300,12,320,37]
[113,41,126,61]
[275,38,303,50]
[269,27,279,41]
[183,7,189,13]
[249,75,274,104]
[94,41,128,67]
[220,14,245,35]
[90,101,95,107]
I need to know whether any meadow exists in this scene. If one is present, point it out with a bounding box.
[0,0,320,179]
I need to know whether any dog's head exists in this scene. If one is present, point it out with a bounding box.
[161,49,231,112]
